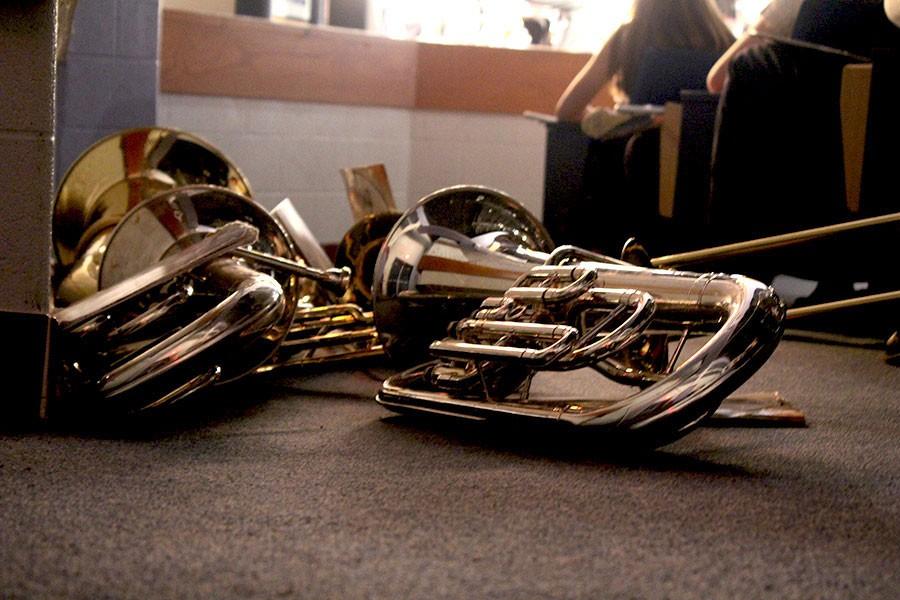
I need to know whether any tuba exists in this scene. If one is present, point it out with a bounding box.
[50,128,379,413]
[371,186,786,446]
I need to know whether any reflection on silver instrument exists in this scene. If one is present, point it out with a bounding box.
[334,163,402,309]
[372,186,786,447]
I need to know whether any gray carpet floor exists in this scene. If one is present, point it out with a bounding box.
[1,340,898,599]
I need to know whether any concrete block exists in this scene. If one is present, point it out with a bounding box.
[66,0,117,57]
[59,55,156,130]
[0,4,56,133]
[0,132,54,314]
[116,0,160,59]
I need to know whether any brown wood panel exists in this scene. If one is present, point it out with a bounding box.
[160,10,605,115]
[160,10,418,108]
[414,42,592,115]
[840,64,872,213]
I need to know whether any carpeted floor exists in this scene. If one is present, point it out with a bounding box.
[1,340,898,599]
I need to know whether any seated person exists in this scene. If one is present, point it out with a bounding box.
[709,0,900,241]
[708,0,900,92]
[555,0,734,122]
[706,0,899,331]
[553,0,733,254]
[706,0,804,93]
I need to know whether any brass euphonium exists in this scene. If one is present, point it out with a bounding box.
[51,127,379,413]
[371,186,786,446]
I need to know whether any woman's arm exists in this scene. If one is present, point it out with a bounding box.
[706,32,761,93]
[887,0,900,28]
[708,0,805,93]
[555,28,621,122]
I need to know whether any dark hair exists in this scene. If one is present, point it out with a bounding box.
[611,0,735,98]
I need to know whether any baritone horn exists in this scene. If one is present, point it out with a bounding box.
[371,186,785,446]
[51,128,379,413]
[51,127,303,411]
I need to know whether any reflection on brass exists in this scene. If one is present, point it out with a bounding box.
[333,211,400,308]
[50,127,383,413]
[254,199,385,372]
[54,128,252,304]
[333,163,403,307]
[340,163,396,222]
[55,127,251,266]
[52,187,299,413]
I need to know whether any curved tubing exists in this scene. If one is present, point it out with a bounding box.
[563,268,782,434]
[56,222,258,332]
[377,262,783,444]
[98,259,286,402]
[432,288,657,370]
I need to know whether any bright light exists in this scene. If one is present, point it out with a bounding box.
[734,0,773,32]
[370,0,634,50]
[368,1,772,51]
[270,0,312,21]
[563,1,633,52]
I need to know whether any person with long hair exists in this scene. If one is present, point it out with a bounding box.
[555,0,734,121]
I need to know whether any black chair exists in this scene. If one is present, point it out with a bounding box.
[541,47,724,255]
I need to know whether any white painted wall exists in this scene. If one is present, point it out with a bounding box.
[158,94,547,244]
[408,110,547,221]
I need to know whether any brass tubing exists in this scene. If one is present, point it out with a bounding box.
[564,290,655,364]
[57,222,258,331]
[456,320,578,342]
[651,212,900,267]
[503,270,597,304]
[280,328,380,350]
[233,247,351,292]
[290,314,372,333]
[273,347,384,369]
[429,333,577,364]
[292,304,369,321]
[97,259,286,400]
[547,245,631,266]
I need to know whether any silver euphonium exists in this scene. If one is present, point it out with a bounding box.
[371,186,785,446]
[50,127,375,414]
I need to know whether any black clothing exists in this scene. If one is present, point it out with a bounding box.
[706,0,899,333]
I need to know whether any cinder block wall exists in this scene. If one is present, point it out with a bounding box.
[0,3,56,315]
[158,95,547,244]
[56,0,160,181]
[57,1,547,247]
[0,2,57,416]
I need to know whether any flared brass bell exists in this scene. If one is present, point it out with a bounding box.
[54,128,252,304]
